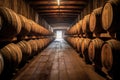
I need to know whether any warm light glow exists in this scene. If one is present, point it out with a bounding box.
[57,0,60,6]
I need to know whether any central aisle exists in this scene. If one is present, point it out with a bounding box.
[14,39,105,80]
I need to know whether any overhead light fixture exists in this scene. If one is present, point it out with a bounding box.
[57,0,60,6]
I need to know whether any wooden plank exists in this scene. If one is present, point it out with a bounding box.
[3,0,11,8]
[30,62,46,80]
[67,50,90,80]
[69,45,105,80]
[14,43,55,80]
[37,10,81,13]
[0,0,4,6]
[39,56,49,62]
[14,40,106,80]
[59,52,69,80]
[34,6,83,9]
[49,48,59,80]
[15,55,42,80]
[29,1,87,5]
[63,50,79,80]
[39,13,78,15]
[36,8,82,10]
[30,45,56,80]
[40,50,51,56]
[43,14,77,18]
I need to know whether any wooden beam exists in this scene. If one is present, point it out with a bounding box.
[33,6,84,9]
[51,23,70,26]
[44,17,76,20]
[42,15,77,18]
[45,18,76,23]
[29,1,87,5]
[36,8,82,10]
[45,19,74,22]
[37,10,81,13]
[39,13,79,15]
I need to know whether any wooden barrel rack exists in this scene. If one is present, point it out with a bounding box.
[0,7,54,80]
[65,0,120,79]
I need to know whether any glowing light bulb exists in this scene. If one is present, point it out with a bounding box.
[57,0,60,6]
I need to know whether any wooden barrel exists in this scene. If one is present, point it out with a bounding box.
[42,39,47,47]
[76,38,84,57]
[88,38,104,70]
[45,38,50,47]
[0,43,22,70]
[18,15,31,36]
[41,39,46,49]
[17,40,32,62]
[77,20,83,34]
[29,21,41,36]
[74,24,78,35]
[35,39,43,52]
[89,7,106,33]
[73,37,79,49]
[0,7,21,38]
[101,39,120,78]
[81,38,91,64]
[102,0,120,33]
[0,16,2,28]
[28,40,38,56]
[0,53,4,75]
[82,14,91,33]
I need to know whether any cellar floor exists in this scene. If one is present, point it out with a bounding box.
[13,39,105,80]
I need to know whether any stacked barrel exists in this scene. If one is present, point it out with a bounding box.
[0,7,54,79]
[65,0,120,79]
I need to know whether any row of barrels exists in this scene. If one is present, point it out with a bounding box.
[0,7,53,40]
[66,0,120,35]
[65,37,120,79]
[0,37,54,79]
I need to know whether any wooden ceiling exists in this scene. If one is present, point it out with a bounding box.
[25,0,88,27]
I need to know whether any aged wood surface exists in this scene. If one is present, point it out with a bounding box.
[13,39,105,80]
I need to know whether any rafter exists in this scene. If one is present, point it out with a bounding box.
[37,10,81,13]
[29,1,87,5]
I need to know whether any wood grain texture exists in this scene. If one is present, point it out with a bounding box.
[13,39,105,80]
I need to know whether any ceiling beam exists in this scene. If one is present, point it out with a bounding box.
[33,5,84,9]
[37,10,81,13]
[42,15,77,18]
[45,19,74,23]
[36,8,82,10]
[44,18,76,21]
[39,13,79,15]
[29,1,87,5]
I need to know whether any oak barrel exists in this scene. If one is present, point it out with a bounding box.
[73,37,79,49]
[0,53,4,75]
[89,7,106,33]
[36,39,44,52]
[0,7,21,38]
[76,38,84,57]
[18,15,31,36]
[29,21,41,36]
[81,38,91,64]
[102,0,120,32]
[77,20,83,34]
[0,15,2,28]
[88,38,104,70]
[28,40,38,56]
[101,39,120,79]
[82,14,91,33]
[17,40,32,62]
[0,43,22,70]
